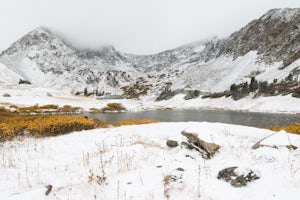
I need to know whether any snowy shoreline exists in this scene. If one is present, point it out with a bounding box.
[1,86,300,115]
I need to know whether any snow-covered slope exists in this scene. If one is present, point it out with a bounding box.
[0,27,139,94]
[0,8,300,96]
[0,122,299,199]
[0,63,23,85]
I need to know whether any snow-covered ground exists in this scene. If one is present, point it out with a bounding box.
[0,122,299,199]
[1,84,300,114]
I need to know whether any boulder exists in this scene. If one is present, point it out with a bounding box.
[217,167,259,187]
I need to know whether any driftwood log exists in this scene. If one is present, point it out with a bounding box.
[181,131,221,159]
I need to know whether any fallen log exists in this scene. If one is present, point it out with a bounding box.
[181,131,221,159]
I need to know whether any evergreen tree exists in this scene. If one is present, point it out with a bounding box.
[84,88,88,96]
[250,77,258,92]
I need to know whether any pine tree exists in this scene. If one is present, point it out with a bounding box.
[84,88,88,96]
[250,77,258,92]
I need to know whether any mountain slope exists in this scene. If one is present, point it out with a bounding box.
[0,27,139,93]
[0,8,300,97]
[0,63,23,85]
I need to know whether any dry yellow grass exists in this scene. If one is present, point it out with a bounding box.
[101,103,126,112]
[0,106,7,112]
[6,104,82,114]
[114,119,159,127]
[38,104,59,110]
[269,122,300,135]
[0,113,108,142]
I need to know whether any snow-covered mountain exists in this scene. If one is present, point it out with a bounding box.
[1,8,300,98]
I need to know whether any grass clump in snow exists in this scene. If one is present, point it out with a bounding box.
[8,104,82,114]
[114,119,159,127]
[101,103,126,112]
[269,122,300,135]
[0,114,107,141]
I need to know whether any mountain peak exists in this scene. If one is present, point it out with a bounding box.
[30,26,53,35]
[0,26,68,56]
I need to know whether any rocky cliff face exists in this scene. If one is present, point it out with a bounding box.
[1,8,300,98]
[214,8,300,67]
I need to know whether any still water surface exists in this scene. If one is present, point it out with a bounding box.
[88,109,300,128]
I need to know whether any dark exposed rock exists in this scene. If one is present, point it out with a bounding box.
[45,184,52,195]
[207,8,300,68]
[176,167,185,171]
[166,140,179,148]
[18,79,31,85]
[184,90,200,100]
[3,93,11,97]
[217,167,259,187]
[156,91,177,101]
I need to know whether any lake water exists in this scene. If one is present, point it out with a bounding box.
[87,109,300,128]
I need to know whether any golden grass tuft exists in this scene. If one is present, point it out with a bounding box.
[101,103,126,112]
[57,105,82,113]
[114,119,159,127]
[38,104,59,110]
[17,105,40,112]
[6,104,83,114]
[268,122,300,135]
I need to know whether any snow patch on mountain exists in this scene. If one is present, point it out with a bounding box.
[0,63,23,85]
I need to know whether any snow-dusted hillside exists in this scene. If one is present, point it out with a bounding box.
[0,122,299,199]
[0,8,300,96]
[0,63,23,85]
[0,27,139,94]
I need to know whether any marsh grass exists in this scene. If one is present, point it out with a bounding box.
[269,122,300,135]
[114,119,159,127]
[0,113,107,142]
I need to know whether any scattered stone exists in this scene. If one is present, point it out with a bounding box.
[19,79,31,85]
[217,167,259,187]
[3,93,11,97]
[286,145,297,150]
[185,155,194,159]
[96,176,106,185]
[45,184,52,196]
[181,131,221,159]
[176,167,185,171]
[166,140,179,148]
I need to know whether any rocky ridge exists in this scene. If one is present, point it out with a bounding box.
[0,8,300,99]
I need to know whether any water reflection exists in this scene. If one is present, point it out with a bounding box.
[87,109,300,128]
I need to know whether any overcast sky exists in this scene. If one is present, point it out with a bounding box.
[0,0,299,55]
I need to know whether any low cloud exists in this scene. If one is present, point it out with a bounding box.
[0,0,300,54]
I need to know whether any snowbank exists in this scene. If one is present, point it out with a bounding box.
[0,122,299,199]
